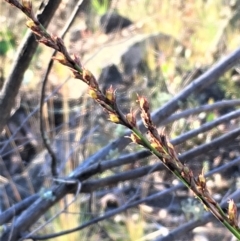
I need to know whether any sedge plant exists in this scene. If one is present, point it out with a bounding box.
[3,0,240,240]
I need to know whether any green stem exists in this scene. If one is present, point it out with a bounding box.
[131,127,240,240]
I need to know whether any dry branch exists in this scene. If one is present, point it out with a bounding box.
[0,0,62,133]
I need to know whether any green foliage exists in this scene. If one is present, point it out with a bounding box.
[0,28,16,56]
[91,0,109,15]
[206,111,216,122]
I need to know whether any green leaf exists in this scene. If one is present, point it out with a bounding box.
[0,30,16,56]
[206,112,215,122]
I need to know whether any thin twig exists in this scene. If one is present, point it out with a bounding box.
[179,127,240,161]
[2,149,240,237]
[26,156,240,240]
[0,194,39,225]
[160,99,240,126]
[39,0,84,176]
[80,47,240,168]
[0,78,69,156]
[21,180,82,240]
[2,113,238,226]
[106,108,240,168]
[72,108,240,177]
[26,185,181,240]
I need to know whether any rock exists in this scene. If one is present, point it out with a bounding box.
[98,64,124,91]
[121,41,145,77]
[100,12,133,34]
